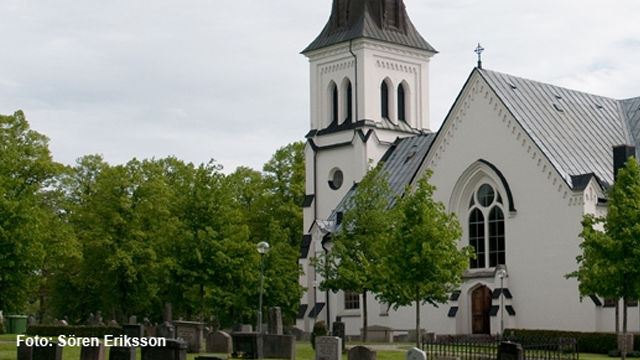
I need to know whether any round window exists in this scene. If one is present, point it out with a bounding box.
[329,168,344,190]
[477,184,495,207]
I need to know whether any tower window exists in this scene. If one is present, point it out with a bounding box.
[332,84,339,125]
[381,81,389,119]
[346,81,353,122]
[469,184,506,268]
[397,84,406,122]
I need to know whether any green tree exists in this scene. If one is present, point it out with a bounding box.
[568,157,640,359]
[0,111,65,313]
[312,164,393,342]
[378,172,472,347]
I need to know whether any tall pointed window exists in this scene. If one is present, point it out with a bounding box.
[469,184,506,268]
[397,84,406,122]
[332,83,338,125]
[381,81,389,119]
[346,81,353,122]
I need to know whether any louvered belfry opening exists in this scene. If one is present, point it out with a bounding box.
[383,0,404,29]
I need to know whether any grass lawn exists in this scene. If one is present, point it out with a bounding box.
[0,334,620,360]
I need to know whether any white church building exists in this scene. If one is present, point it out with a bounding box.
[297,0,640,336]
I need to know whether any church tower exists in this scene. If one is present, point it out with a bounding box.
[298,0,436,332]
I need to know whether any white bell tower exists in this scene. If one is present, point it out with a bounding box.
[298,0,437,332]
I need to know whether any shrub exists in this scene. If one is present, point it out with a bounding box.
[311,321,328,350]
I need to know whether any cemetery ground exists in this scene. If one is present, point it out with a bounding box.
[0,334,614,360]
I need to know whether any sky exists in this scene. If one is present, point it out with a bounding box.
[2,0,640,173]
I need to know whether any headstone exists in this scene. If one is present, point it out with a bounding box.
[332,321,346,351]
[360,325,393,343]
[348,346,376,360]
[95,311,104,325]
[164,303,172,323]
[123,323,145,338]
[17,342,33,360]
[497,341,524,360]
[27,314,36,326]
[33,341,63,360]
[407,329,426,343]
[315,336,342,360]
[263,334,295,360]
[157,321,176,339]
[232,332,263,359]
[146,325,157,337]
[242,324,253,332]
[206,330,232,354]
[108,346,136,360]
[290,327,310,341]
[268,307,283,335]
[141,338,187,360]
[195,357,226,360]
[80,341,106,360]
[406,347,427,360]
[129,316,137,324]
[174,320,204,353]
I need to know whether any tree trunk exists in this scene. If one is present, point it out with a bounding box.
[616,301,620,333]
[362,289,368,342]
[622,297,628,360]
[200,284,204,323]
[415,285,421,348]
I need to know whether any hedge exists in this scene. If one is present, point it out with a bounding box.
[506,328,640,354]
[26,325,122,338]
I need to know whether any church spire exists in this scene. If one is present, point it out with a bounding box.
[303,0,436,54]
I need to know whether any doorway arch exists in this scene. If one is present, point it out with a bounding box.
[471,285,491,334]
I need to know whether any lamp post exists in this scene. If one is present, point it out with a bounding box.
[497,269,507,338]
[257,241,270,333]
[312,280,318,326]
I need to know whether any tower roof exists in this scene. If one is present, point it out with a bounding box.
[303,0,436,54]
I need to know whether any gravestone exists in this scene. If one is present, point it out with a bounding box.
[108,346,136,360]
[195,357,226,360]
[290,327,309,341]
[157,321,176,339]
[141,338,187,360]
[268,307,283,335]
[361,325,393,343]
[174,320,204,353]
[33,341,63,360]
[332,321,346,351]
[263,334,295,360]
[232,332,263,359]
[81,341,106,360]
[27,314,36,326]
[206,330,232,354]
[497,341,524,360]
[407,329,426,343]
[315,336,342,360]
[348,346,376,360]
[406,347,427,360]
[17,342,33,360]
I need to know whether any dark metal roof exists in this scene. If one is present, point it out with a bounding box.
[479,68,639,189]
[303,0,436,54]
[325,133,436,231]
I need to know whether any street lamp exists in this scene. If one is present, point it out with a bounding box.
[257,241,270,333]
[312,280,318,326]
[497,268,507,338]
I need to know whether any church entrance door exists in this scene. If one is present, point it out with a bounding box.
[471,285,491,334]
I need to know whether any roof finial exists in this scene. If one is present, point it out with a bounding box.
[474,43,485,69]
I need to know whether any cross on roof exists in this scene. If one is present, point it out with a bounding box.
[475,43,485,69]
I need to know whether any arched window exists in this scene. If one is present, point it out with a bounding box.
[332,83,338,125]
[397,83,406,122]
[346,81,353,122]
[381,81,389,119]
[469,183,505,268]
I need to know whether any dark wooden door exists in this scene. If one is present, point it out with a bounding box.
[471,286,491,334]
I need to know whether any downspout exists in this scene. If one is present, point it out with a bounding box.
[349,40,358,122]
[322,240,331,330]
